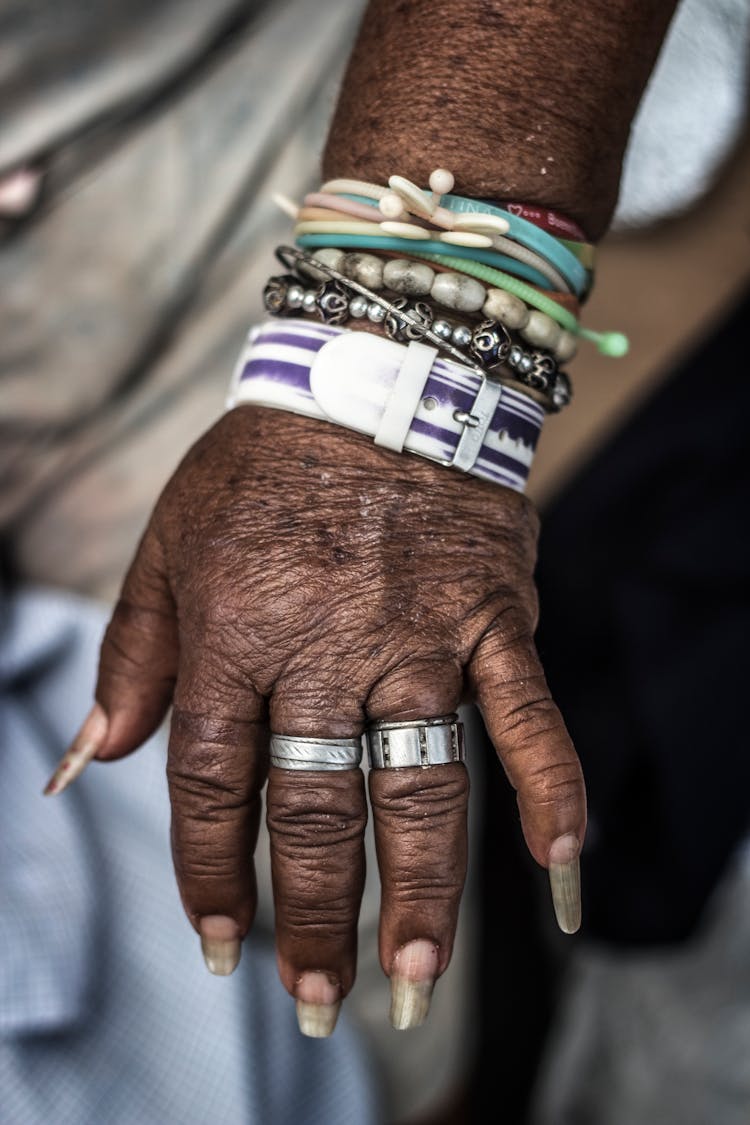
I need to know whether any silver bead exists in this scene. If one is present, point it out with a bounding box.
[551,371,573,410]
[509,345,523,367]
[349,295,369,318]
[433,319,452,340]
[286,284,305,309]
[301,290,318,313]
[451,324,472,348]
[518,354,535,375]
[367,302,386,323]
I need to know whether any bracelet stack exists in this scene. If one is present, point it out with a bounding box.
[225,165,628,491]
[264,246,571,412]
[276,167,628,360]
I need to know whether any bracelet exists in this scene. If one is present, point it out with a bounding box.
[409,251,629,357]
[494,201,588,242]
[296,207,572,293]
[227,319,545,493]
[263,271,568,409]
[300,247,579,363]
[270,247,572,412]
[321,176,589,296]
[295,230,557,291]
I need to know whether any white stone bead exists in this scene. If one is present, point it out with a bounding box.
[554,330,578,363]
[430,272,486,313]
[383,259,435,296]
[298,248,344,281]
[341,252,384,289]
[482,288,530,329]
[521,310,562,351]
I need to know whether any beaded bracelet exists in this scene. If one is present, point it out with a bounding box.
[303,247,578,363]
[408,251,628,357]
[271,247,572,412]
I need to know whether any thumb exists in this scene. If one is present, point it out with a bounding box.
[44,524,178,795]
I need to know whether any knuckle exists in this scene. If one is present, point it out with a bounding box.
[267,800,367,851]
[520,758,585,809]
[370,769,469,821]
[499,697,561,746]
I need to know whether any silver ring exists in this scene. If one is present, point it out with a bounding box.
[269,733,363,771]
[364,714,465,769]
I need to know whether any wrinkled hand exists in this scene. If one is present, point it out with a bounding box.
[48,405,586,1033]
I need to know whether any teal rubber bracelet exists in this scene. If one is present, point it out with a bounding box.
[295,233,553,290]
[337,191,589,297]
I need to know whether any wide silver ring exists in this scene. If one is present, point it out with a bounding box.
[269,733,363,771]
[364,714,465,769]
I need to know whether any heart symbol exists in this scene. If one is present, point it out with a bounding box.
[507,203,524,215]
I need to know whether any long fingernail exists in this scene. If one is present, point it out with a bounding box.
[294,972,341,1038]
[199,915,241,975]
[548,834,582,934]
[389,940,439,1030]
[43,703,108,795]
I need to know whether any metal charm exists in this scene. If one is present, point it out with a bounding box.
[470,320,512,367]
[262,274,297,315]
[316,279,350,325]
[384,298,433,342]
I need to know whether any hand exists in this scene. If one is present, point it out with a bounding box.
[46,405,586,1034]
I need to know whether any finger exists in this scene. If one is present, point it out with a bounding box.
[265,673,368,1037]
[266,766,367,1037]
[168,645,268,977]
[366,660,468,1031]
[44,525,178,795]
[468,615,586,934]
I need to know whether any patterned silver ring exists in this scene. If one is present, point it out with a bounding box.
[269,734,363,771]
[364,714,465,769]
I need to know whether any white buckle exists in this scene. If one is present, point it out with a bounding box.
[451,378,503,472]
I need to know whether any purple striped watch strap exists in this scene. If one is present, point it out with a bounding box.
[227,319,544,492]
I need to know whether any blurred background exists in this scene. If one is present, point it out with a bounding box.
[1,0,749,1122]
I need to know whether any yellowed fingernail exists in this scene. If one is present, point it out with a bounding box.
[548,833,582,934]
[294,972,341,1038]
[43,703,108,795]
[389,940,438,1030]
[199,915,241,976]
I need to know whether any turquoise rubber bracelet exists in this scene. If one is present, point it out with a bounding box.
[295,233,554,290]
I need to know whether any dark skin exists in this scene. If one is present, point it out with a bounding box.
[50,0,678,1034]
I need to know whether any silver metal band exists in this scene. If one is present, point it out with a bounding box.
[364,715,465,769]
[269,734,363,771]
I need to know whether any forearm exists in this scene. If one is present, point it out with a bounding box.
[322,0,678,240]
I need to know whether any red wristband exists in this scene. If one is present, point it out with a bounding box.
[496,201,588,242]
